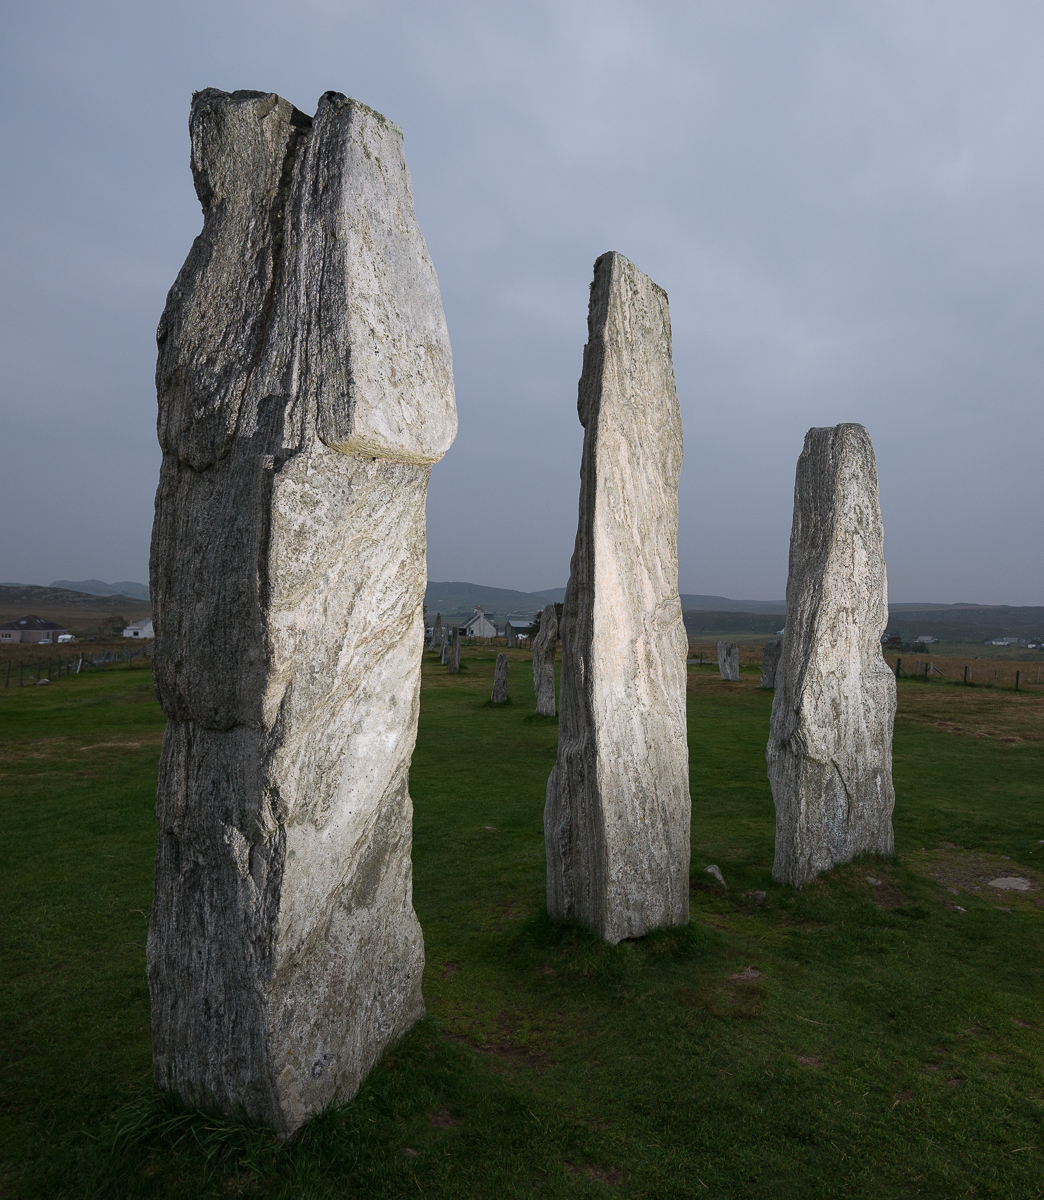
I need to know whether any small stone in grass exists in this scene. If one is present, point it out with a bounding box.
[955,905,966,912]
[752,890,767,905]
[988,877,1033,891]
[797,1056,821,1067]
[705,865,727,889]
[401,1147,419,1158]
[731,967,762,981]
[866,877,883,886]
[947,887,960,895]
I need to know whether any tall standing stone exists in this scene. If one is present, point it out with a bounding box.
[448,626,461,674]
[506,623,517,648]
[717,641,739,681]
[544,252,689,944]
[532,602,558,716]
[767,424,896,888]
[147,89,456,1137]
[759,639,781,688]
[429,612,442,650]
[490,653,509,703]
[439,626,449,664]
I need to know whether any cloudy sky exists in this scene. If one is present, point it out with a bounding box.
[2,1,1041,604]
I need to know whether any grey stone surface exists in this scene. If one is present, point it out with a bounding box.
[531,603,558,716]
[490,653,509,703]
[705,865,727,889]
[429,613,442,650]
[447,626,460,674]
[506,623,517,648]
[439,627,449,665]
[767,423,895,889]
[544,252,690,945]
[148,88,456,1137]
[759,639,781,689]
[717,641,739,681]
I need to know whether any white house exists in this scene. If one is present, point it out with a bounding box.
[464,607,497,639]
[123,619,154,639]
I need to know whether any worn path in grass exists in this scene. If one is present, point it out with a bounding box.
[0,651,1041,1197]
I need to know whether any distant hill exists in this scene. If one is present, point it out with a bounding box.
[424,580,787,619]
[0,584,151,638]
[51,579,150,600]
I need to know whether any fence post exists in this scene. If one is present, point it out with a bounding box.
[894,657,901,679]
[19,661,23,687]
[4,660,8,688]
[963,665,968,686]
[924,662,929,682]
[1015,671,1020,692]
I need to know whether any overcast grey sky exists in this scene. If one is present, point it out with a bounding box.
[1,1,1041,603]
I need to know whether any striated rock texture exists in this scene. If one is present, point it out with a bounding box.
[429,613,442,650]
[491,653,509,703]
[147,88,456,1137]
[439,627,449,665]
[544,252,690,945]
[759,640,781,688]
[767,424,896,888]
[717,641,739,682]
[448,627,460,674]
[532,603,558,716]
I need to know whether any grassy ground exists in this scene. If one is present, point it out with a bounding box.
[1,651,1042,1198]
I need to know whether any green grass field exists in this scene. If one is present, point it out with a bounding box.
[1,651,1041,1198]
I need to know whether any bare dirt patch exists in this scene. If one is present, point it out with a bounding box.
[428,1109,462,1129]
[910,846,1043,911]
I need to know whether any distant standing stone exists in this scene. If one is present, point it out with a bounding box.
[440,627,449,665]
[717,641,739,681]
[544,252,690,945]
[429,613,442,650]
[491,653,509,703]
[531,603,559,716]
[448,627,461,674]
[506,623,517,648]
[759,640,781,689]
[767,424,896,888]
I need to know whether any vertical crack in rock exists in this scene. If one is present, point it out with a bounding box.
[767,423,895,888]
[544,252,690,945]
[148,88,456,1137]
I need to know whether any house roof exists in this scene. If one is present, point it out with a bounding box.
[507,620,534,629]
[0,614,68,631]
[125,618,153,631]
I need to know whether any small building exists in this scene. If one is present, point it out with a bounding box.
[503,619,535,645]
[464,607,497,639]
[0,615,70,644]
[915,636,938,644]
[123,619,155,639]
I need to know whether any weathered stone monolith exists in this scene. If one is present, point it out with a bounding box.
[717,641,739,681]
[759,639,781,688]
[439,627,449,664]
[448,626,460,673]
[767,423,895,888]
[429,613,442,650]
[147,88,456,1137]
[506,623,517,648]
[532,603,558,716]
[491,653,509,703]
[544,252,690,944]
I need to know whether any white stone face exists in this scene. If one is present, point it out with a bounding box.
[545,252,690,945]
[148,89,454,1137]
[767,423,896,888]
